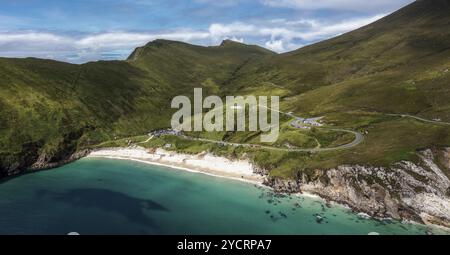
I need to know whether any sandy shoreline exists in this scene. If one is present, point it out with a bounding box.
[87,147,265,185]
[85,147,450,231]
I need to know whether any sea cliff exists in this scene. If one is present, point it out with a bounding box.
[264,148,450,228]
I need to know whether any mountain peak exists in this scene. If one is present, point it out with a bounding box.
[220,39,245,47]
[218,39,277,55]
[127,39,191,60]
[128,39,276,61]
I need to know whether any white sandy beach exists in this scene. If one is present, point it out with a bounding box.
[87,147,265,184]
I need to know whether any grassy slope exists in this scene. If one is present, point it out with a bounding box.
[1,0,449,179]
[207,0,450,177]
[0,41,274,177]
[229,0,450,113]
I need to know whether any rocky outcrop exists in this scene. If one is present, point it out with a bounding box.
[0,149,91,179]
[264,148,450,228]
[28,149,91,171]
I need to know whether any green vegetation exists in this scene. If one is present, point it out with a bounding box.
[1,0,450,179]
[0,40,274,177]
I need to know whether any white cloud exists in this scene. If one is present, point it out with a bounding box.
[294,14,386,41]
[0,13,386,62]
[265,39,285,52]
[0,32,69,44]
[262,0,413,12]
[225,36,245,43]
[209,22,256,42]
[205,14,386,52]
[75,31,209,50]
[0,30,210,62]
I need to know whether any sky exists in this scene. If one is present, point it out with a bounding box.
[0,0,414,63]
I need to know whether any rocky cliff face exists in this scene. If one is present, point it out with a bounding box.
[0,149,91,179]
[264,148,450,228]
[29,149,91,171]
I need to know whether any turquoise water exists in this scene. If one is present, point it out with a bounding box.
[0,158,448,235]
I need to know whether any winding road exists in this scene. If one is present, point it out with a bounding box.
[142,109,450,152]
[169,105,365,152]
[387,114,450,126]
[179,127,364,152]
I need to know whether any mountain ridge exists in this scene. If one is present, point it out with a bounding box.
[0,0,449,184]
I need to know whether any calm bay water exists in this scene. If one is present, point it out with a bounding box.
[0,158,447,235]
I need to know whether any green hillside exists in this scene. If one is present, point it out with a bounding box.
[0,41,274,177]
[1,0,450,179]
[205,0,450,177]
[230,0,450,115]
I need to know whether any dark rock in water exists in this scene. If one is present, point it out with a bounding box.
[382,219,393,224]
[265,210,271,214]
[279,212,287,218]
[315,215,324,224]
[267,199,273,204]
[275,193,286,198]
[377,220,387,225]
[270,215,278,222]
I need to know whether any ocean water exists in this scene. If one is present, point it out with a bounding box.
[0,158,447,235]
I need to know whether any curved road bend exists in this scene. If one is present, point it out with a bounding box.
[180,128,363,152]
[175,105,364,152]
[159,110,449,152]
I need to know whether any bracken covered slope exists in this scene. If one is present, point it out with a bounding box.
[0,41,274,177]
[0,0,449,180]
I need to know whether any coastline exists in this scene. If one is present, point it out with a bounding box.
[86,147,450,232]
[87,147,331,202]
[87,147,265,185]
[86,148,351,214]
[2,155,442,235]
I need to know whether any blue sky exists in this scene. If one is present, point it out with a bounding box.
[0,0,414,63]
